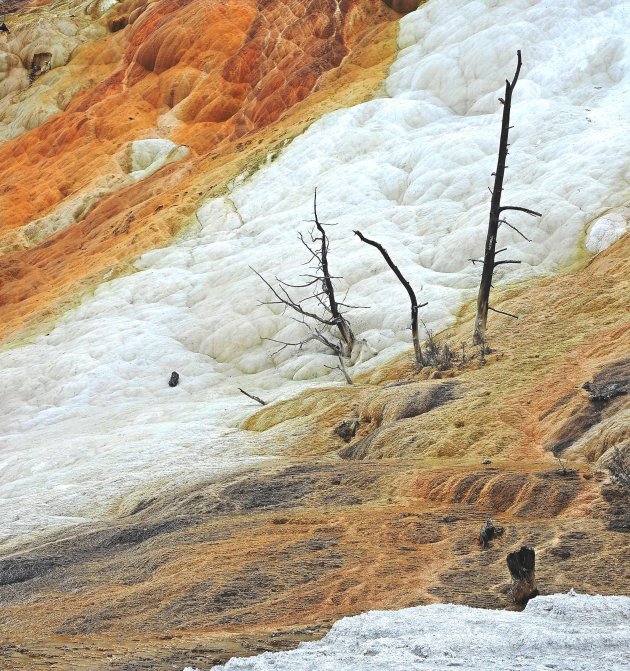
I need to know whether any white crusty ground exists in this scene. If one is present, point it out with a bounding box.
[1,0,629,546]
[196,592,630,671]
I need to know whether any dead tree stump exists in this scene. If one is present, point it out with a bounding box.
[507,545,539,605]
[479,518,504,548]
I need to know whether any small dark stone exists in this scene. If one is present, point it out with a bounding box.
[108,15,128,32]
[169,371,180,387]
[483,458,492,465]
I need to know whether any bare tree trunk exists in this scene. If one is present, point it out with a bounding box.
[252,190,357,361]
[354,230,427,367]
[473,50,522,345]
[313,190,354,356]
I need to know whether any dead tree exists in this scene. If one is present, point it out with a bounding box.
[472,50,541,344]
[507,545,539,605]
[354,230,427,367]
[253,190,356,378]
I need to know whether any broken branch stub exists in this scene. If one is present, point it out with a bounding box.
[238,388,267,405]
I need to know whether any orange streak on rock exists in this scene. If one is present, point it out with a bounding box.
[0,0,397,345]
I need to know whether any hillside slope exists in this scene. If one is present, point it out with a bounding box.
[0,0,629,669]
[1,232,628,670]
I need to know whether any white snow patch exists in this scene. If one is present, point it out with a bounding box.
[1,0,630,545]
[585,207,629,252]
[183,593,630,671]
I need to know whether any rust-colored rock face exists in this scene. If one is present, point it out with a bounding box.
[0,0,397,343]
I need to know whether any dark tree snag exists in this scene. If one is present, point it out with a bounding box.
[314,190,355,356]
[507,545,539,605]
[479,518,504,548]
[472,50,541,344]
[168,371,180,387]
[354,230,427,368]
[238,388,267,405]
[253,190,356,362]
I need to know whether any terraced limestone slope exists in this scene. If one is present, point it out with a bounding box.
[1,233,628,670]
[1,0,629,668]
[0,0,399,343]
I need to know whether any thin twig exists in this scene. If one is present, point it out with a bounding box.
[238,388,267,405]
[488,306,519,319]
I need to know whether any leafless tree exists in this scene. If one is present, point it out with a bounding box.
[472,50,542,344]
[253,190,356,381]
[354,230,427,367]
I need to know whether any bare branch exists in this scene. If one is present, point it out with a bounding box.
[499,206,542,217]
[325,352,353,385]
[488,306,519,319]
[252,267,338,327]
[499,219,532,242]
[238,388,267,405]
[493,259,522,267]
[509,49,522,89]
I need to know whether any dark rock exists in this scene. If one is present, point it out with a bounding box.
[169,371,180,387]
[582,379,628,402]
[108,15,128,31]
